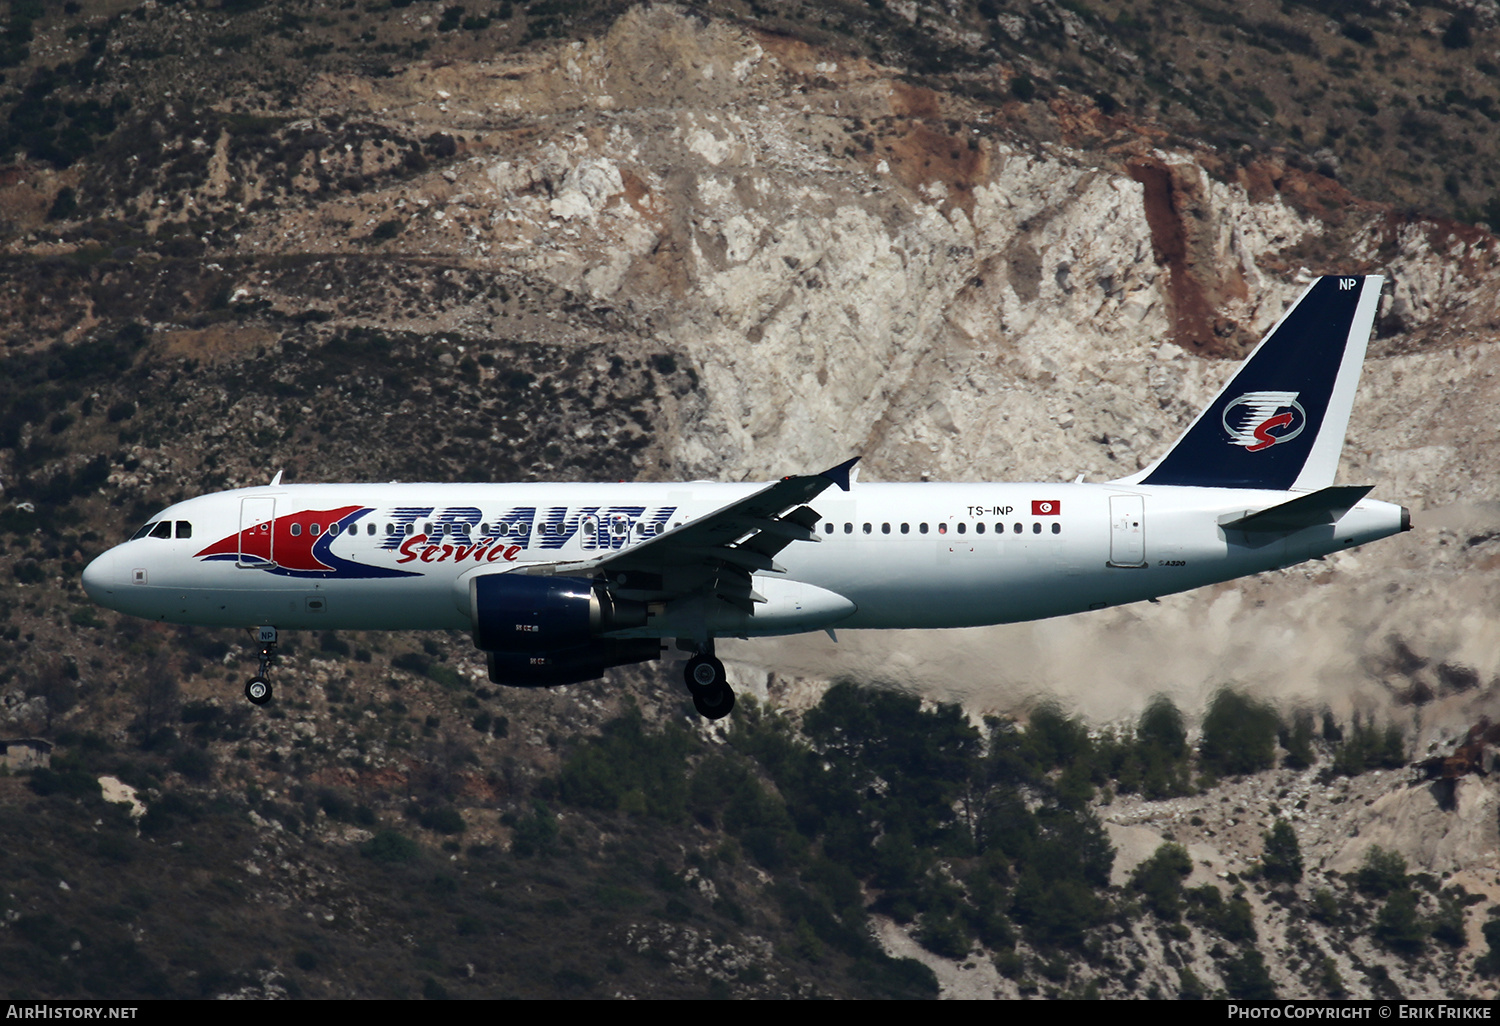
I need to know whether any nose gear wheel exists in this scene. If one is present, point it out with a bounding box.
[243,626,278,706]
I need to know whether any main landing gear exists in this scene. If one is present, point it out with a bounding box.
[683,645,735,720]
[244,626,278,706]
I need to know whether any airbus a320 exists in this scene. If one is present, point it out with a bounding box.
[83,275,1410,718]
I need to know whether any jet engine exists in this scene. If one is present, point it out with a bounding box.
[469,573,658,685]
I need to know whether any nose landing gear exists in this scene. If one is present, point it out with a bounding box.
[683,646,735,720]
[244,626,277,706]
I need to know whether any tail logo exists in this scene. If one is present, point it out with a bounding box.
[1223,391,1306,452]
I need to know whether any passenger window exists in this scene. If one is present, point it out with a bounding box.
[149,521,172,539]
[919,523,928,534]
[900,523,910,534]
[863,523,872,534]
[937,523,947,535]
[881,523,890,534]
[844,523,853,534]
[975,523,984,534]
[290,524,302,537]
[405,524,415,535]
[310,524,321,536]
[1033,523,1041,534]
[497,523,510,536]
[957,523,966,535]
[824,523,833,534]
[329,525,339,537]
[175,521,192,539]
[1052,523,1061,534]
[1013,523,1022,534]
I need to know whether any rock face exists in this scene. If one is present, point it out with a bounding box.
[282,7,1500,487]
[1329,777,1500,878]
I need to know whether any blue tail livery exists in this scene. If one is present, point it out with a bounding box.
[1122,275,1383,491]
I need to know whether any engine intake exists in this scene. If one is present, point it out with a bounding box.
[469,573,648,653]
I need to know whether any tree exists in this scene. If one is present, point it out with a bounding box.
[1139,694,1187,758]
[1135,694,1192,798]
[1199,688,1278,777]
[1222,948,1277,999]
[1281,710,1315,770]
[1442,15,1474,50]
[1357,846,1408,897]
[802,681,981,851]
[1375,890,1426,956]
[1481,918,1500,974]
[1131,842,1193,920]
[1261,819,1303,885]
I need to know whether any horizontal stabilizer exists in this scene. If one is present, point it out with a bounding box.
[1218,485,1373,532]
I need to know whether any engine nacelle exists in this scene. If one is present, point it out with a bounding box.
[469,573,647,653]
[486,639,662,687]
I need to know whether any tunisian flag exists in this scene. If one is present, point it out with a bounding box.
[1031,500,1061,515]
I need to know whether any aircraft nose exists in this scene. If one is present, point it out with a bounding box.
[82,548,121,605]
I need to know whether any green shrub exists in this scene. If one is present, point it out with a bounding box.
[361,830,420,864]
[1131,842,1192,920]
[169,747,213,783]
[1261,819,1303,884]
[1357,846,1408,897]
[509,801,556,857]
[419,805,466,835]
[1375,889,1426,955]
[1222,948,1276,999]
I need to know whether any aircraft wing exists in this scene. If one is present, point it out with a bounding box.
[516,457,858,614]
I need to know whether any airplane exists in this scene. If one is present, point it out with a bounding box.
[82,274,1410,719]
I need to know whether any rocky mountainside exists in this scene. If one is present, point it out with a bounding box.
[1,0,1498,1001]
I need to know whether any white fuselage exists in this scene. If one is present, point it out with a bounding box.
[82,480,1407,640]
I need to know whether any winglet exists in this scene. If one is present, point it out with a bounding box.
[270,470,283,487]
[820,456,860,492]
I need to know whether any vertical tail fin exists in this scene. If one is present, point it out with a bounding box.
[1119,275,1383,491]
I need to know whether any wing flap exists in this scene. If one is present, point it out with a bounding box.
[510,461,857,616]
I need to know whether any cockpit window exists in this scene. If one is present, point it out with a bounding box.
[131,522,156,541]
[149,521,173,539]
[175,521,192,539]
